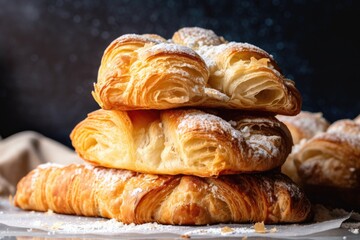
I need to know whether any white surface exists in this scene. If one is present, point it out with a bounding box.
[0,198,358,239]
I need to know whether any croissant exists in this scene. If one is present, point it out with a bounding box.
[70,108,293,177]
[276,111,330,183]
[294,119,360,188]
[195,42,301,115]
[93,34,210,111]
[93,29,301,115]
[14,163,311,225]
[276,111,330,145]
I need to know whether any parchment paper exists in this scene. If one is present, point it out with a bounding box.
[0,198,358,239]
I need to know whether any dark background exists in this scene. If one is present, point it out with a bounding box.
[0,0,359,147]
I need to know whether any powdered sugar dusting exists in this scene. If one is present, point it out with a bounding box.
[117,33,164,44]
[197,42,270,70]
[91,167,134,189]
[277,111,329,140]
[247,135,281,161]
[175,27,226,48]
[176,111,287,162]
[304,118,360,156]
[176,111,242,141]
[38,163,64,169]
[140,43,199,58]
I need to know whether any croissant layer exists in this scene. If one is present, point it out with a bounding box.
[14,163,311,225]
[70,108,293,177]
[93,29,301,115]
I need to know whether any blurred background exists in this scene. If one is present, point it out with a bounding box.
[0,0,359,147]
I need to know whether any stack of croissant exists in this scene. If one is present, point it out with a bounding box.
[14,27,312,225]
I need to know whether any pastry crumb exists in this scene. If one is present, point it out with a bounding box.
[51,222,63,230]
[221,226,234,233]
[46,209,54,215]
[181,234,191,238]
[254,221,266,233]
[270,227,277,233]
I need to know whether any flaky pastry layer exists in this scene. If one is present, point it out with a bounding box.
[70,109,293,177]
[93,28,301,115]
[294,119,360,188]
[277,111,330,183]
[14,163,311,225]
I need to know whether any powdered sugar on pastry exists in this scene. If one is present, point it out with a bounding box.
[172,26,226,49]
[176,111,285,162]
[139,43,200,59]
[176,111,243,140]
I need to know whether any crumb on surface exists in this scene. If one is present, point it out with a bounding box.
[181,234,191,238]
[221,226,234,233]
[254,221,267,233]
[46,209,54,215]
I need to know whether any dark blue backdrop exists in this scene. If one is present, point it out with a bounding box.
[0,0,359,146]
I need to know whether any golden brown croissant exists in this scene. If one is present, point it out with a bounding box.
[70,108,293,177]
[14,163,311,225]
[93,34,210,110]
[93,29,301,115]
[195,42,301,115]
[276,111,330,183]
[291,118,360,210]
[276,111,330,145]
[294,119,360,188]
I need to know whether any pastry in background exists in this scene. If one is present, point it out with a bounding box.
[276,111,330,145]
[14,163,312,225]
[293,118,360,210]
[70,109,293,177]
[354,114,360,124]
[276,111,330,184]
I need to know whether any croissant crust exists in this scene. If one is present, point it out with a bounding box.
[93,28,301,115]
[70,109,293,177]
[14,164,311,225]
[294,119,360,188]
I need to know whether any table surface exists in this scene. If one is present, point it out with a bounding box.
[0,198,359,240]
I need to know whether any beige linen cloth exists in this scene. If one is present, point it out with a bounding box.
[0,131,82,196]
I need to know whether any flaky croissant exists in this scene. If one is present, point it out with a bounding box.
[195,42,301,115]
[93,29,301,115]
[276,111,330,184]
[14,163,311,225]
[276,111,330,145]
[70,109,293,177]
[294,119,360,188]
[93,34,211,110]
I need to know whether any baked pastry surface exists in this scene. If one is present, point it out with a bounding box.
[70,109,293,177]
[14,163,311,225]
[172,26,227,49]
[93,28,301,115]
[277,111,330,183]
[294,119,360,188]
[276,111,329,145]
